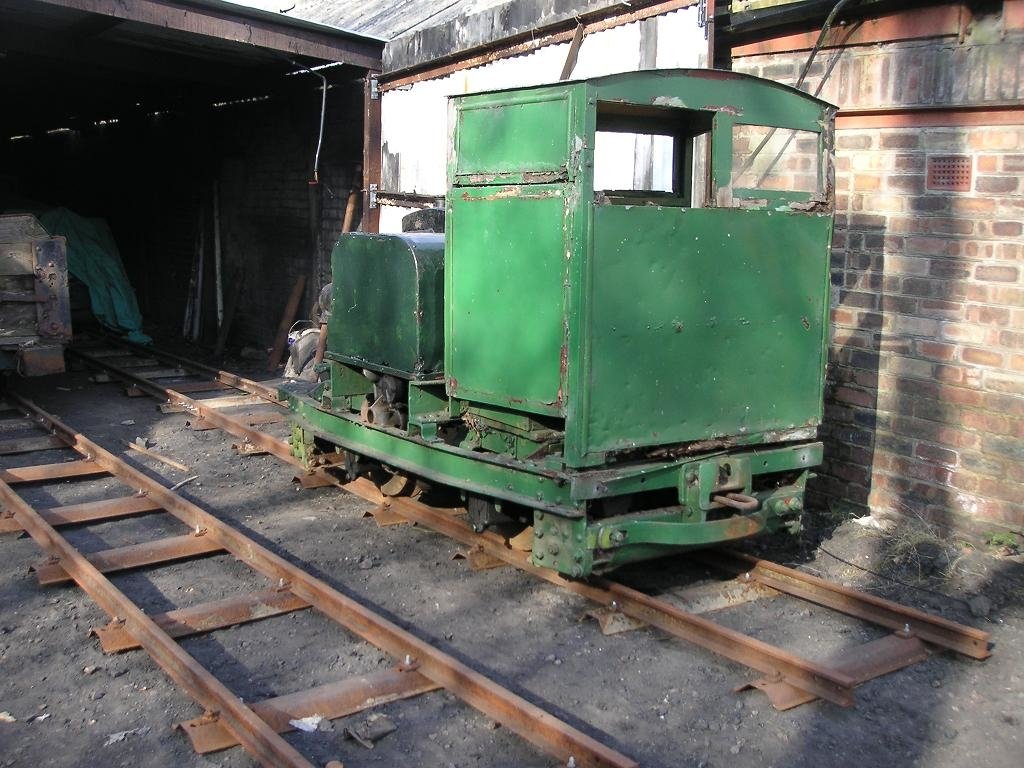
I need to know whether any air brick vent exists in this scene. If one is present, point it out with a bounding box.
[926,155,972,192]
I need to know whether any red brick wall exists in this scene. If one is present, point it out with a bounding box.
[733,8,1024,528]
[215,84,364,347]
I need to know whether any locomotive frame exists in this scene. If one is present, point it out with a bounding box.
[284,69,837,577]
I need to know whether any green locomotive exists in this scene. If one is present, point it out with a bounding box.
[284,69,836,577]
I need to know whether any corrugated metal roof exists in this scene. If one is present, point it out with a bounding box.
[229,1,640,71]
[225,0,514,41]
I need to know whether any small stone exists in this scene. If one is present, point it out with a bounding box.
[730,744,741,755]
[324,761,344,768]
[967,595,991,618]
[89,691,105,701]
[931,679,942,689]
[83,665,99,675]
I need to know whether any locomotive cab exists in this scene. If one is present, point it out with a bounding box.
[284,69,836,577]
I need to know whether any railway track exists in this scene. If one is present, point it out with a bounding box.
[63,339,992,707]
[0,337,985,763]
[0,390,636,768]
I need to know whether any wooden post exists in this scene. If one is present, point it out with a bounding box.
[362,72,382,233]
[266,275,306,371]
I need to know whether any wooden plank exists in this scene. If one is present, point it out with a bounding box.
[214,271,245,356]
[29,0,383,69]
[0,460,106,484]
[92,589,310,652]
[362,71,382,233]
[34,533,224,586]
[178,668,440,754]
[837,105,1024,130]
[0,495,162,534]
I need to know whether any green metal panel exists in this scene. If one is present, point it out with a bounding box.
[328,233,445,379]
[576,205,832,457]
[591,69,827,132]
[451,89,576,184]
[445,184,571,416]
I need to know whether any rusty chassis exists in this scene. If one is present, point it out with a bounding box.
[68,341,992,711]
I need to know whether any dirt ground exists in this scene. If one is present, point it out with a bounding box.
[0,363,1021,768]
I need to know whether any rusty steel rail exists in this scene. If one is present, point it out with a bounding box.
[702,550,992,660]
[0,436,315,767]
[71,344,992,708]
[350,484,859,706]
[96,335,283,402]
[3,392,636,768]
[69,345,860,704]
[67,346,298,465]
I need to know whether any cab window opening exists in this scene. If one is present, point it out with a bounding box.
[593,102,714,207]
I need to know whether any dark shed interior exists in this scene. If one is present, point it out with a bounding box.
[0,0,382,350]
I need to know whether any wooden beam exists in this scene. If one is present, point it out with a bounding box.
[30,0,383,69]
[837,104,1024,130]
[362,71,382,233]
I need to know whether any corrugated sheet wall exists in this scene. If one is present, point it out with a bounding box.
[378,7,706,232]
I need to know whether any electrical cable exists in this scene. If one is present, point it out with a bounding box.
[282,55,328,184]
